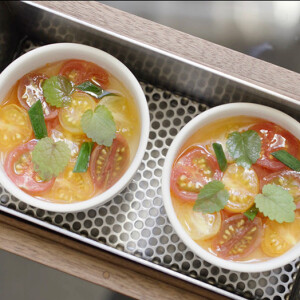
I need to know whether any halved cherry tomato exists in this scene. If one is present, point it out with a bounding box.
[0,104,32,151]
[252,164,273,185]
[49,163,94,203]
[176,202,221,240]
[261,214,300,257]
[4,140,55,193]
[59,91,96,134]
[223,163,259,213]
[212,214,262,260]
[59,60,109,89]
[171,145,222,202]
[261,170,300,208]
[50,124,92,162]
[90,134,130,191]
[17,73,58,120]
[100,95,136,139]
[250,122,300,171]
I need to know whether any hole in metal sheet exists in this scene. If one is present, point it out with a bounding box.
[145,218,155,227]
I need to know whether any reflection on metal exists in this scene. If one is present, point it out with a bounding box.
[248,42,273,59]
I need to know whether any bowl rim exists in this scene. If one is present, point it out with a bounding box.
[0,43,149,212]
[162,102,300,272]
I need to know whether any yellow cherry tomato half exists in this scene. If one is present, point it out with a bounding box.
[0,104,32,151]
[176,202,221,241]
[59,91,96,134]
[261,214,300,257]
[49,164,94,203]
[100,95,137,139]
[223,163,259,213]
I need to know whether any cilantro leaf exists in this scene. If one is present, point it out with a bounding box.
[42,75,74,107]
[255,184,296,223]
[32,137,71,181]
[81,105,116,147]
[226,130,261,169]
[193,180,229,214]
[76,81,117,99]
[244,205,259,221]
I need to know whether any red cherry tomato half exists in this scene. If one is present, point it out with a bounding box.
[59,60,109,89]
[90,134,130,191]
[170,145,222,202]
[261,170,300,208]
[17,73,58,120]
[212,214,262,260]
[250,122,300,171]
[4,140,55,194]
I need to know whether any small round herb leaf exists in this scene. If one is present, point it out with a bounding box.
[81,105,116,147]
[255,184,296,223]
[226,130,261,169]
[32,137,71,181]
[193,180,229,214]
[42,75,73,107]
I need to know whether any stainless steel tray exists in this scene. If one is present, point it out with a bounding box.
[1,2,300,300]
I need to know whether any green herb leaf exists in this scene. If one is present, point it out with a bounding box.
[255,184,296,223]
[32,137,71,180]
[193,180,229,214]
[212,143,227,171]
[81,105,116,146]
[226,130,261,169]
[76,81,117,99]
[271,150,300,171]
[244,205,259,221]
[73,142,94,173]
[28,100,48,139]
[42,75,73,107]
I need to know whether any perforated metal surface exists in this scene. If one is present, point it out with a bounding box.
[0,80,299,299]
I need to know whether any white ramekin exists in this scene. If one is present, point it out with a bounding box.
[162,102,300,272]
[0,43,149,212]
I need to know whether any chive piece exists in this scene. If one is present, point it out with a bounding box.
[244,206,259,221]
[271,150,300,171]
[73,142,94,173]
[28,100,48,139]
[212,143,227,171]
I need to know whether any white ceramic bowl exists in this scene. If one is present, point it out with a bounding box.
[0,43,149,212]
[162,102,300,272]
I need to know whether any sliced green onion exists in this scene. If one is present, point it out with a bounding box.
[28,100,48,139]
[244,206,259,221]
[271,150,300,171]
[73,142,94,173]
[212,143,227,171]
[76,81,117,99]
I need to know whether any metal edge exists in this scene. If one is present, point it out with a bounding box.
[0,205,245,300]
[23,1,300,109]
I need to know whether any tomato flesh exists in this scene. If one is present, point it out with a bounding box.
[17,73,58,120]
[261,215,300,257]
[90,134,129,191]
[176,202,221,241]
[50,163,94,203]
[0,104,33,151]
[59,60,109,88]
[250,122,300,171]
[4,140,55,193]
[223,164,259,213]
[59,91,96,134]
[261,170,300,208]
[171,145,222,202]
[212,215,262,260]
